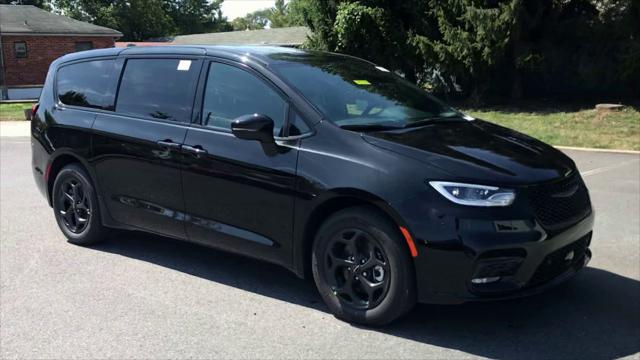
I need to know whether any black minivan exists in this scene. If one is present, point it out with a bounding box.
[32,46,593,325]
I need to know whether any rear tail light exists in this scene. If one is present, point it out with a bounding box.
[31,103,39,118]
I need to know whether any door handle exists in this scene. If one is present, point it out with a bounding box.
[182,144,208,156]
[157,140,181,149]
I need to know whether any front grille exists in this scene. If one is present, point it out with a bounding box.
[528,173,591,231]
[528,233,590,287]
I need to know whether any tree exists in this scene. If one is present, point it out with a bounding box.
[298,0,638,101]
[53,0,230,41]
[268,0,294,27]
[114,0,176,40]
[295,0,431,81]
[231,0,306,31]
[164,0,231,35]
[414,0,520,102]
[231,9,270,30]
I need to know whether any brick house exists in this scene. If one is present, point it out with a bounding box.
[0,5,121,100]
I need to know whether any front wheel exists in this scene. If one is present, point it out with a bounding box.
[52,163,108,245]
[312,206,416,325]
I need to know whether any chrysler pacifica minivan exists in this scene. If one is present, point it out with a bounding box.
[32,46,593,325]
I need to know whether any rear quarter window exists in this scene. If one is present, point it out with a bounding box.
[57,59,116,110]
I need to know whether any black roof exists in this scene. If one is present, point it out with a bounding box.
[54,45,371,68]
[0,5,121,36]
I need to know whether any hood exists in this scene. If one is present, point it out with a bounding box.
[362,119,575,185]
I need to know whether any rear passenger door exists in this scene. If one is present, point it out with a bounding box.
[180,60,301,267]
[91,56,202,239]
[51,59,118,161]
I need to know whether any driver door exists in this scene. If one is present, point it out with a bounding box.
[180,60,299,268]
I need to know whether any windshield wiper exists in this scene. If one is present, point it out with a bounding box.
[339,123,404,131]
[402,115,462,129]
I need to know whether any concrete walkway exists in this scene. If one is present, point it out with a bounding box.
[0,121,30,137]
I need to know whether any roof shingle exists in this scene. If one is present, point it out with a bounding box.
[172,26,310,46]
[0,5,122,36]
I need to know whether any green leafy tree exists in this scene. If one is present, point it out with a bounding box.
[283,0,308,26]
[115,0,176,40]
[268,0,295,27]
[231,9,270,30]
[231,0,306,31]
[164,0,231,35]
[294,0,432,82]
[53,0,230,40]
[53,0,174,40]
[413,0,520,101]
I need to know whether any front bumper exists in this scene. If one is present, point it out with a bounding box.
[404,206,594,305]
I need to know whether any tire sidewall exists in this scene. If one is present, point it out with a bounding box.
[312,208,415,325]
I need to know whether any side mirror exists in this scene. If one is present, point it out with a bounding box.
[231,114,275,143]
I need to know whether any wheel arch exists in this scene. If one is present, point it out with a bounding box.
[294,189,412,279]
[46,151,96,207]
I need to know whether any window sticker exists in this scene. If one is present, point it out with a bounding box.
[177,60,192,71]
[353,79,371,85]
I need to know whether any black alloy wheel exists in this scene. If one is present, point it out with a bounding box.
[56,177,91,234]
[312,206,416,325]
[324,228,391,309]
[52,164,108,245]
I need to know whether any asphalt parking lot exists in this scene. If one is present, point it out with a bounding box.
[1,136,639,359]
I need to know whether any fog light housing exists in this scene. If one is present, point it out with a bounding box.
[471,277,501,284]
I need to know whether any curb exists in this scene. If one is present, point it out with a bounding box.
[555,145,640,155]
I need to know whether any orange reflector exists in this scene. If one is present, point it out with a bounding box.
[45,163,52,181]
[399,226,418,258]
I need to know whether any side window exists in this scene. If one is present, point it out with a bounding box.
[116,59,199,122]
[202,62,285,134]
[289,111,311,136]
[75,42,93,52]
[57,59,116,110]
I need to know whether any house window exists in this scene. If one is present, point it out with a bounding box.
[14,42,27,58]
[75,41,93,52]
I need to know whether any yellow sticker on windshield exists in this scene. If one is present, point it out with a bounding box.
[353,80,371,85]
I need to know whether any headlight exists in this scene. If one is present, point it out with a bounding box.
[429,181,515,207]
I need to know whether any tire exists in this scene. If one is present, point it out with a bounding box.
[52,163,108,245]
[312,206,416,325]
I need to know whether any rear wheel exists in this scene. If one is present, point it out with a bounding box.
[312,206,416,325]
[52,163,108,245]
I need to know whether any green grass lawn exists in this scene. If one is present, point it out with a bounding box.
[0,102,35,121]
[463,107,640,151]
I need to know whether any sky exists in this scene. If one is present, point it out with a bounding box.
[221,0,277,20]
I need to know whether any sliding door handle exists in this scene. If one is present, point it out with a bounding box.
[157,140,181,149]
[182,144,208,156]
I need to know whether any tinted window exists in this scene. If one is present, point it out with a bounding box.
[289,111,310,136]
[57,60,116,110]
[116,59,199,122]
[202,63,285,134]
[272,56,460,128]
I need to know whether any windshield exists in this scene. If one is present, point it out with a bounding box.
[271,55,461,129]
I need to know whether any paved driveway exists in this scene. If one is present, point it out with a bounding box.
[1,136,638,359]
